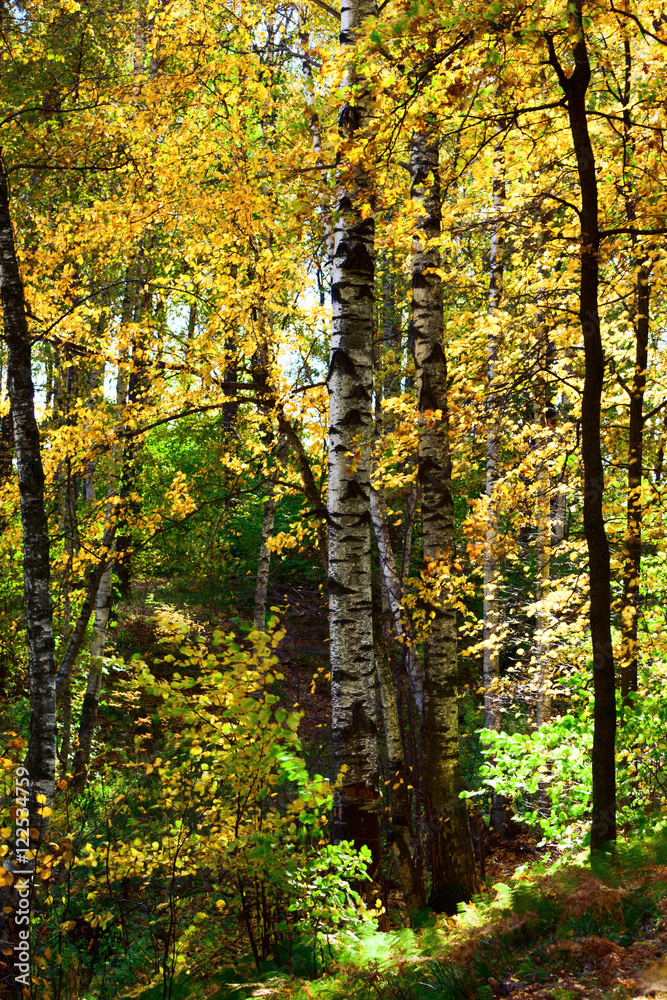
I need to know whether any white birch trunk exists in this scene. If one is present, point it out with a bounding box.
[411,133,477,911]
[327,0,380,870]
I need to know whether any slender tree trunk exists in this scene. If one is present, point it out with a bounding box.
[71,565,113,786]
[485,144,505,834]
[68,337,130,786]
[620,259,648,705]
[655,413,667,483]
[56,352,80,775]
[533,240,552,727]
[370,486,423,712]
[552,396,569,545]
[301,27,334,268]
[371,285,423,911]
[375,637,424,915]
[55,520,117,699]
[223,334,239,433]
[371,264,423,709]
[0,162,56,819]
[278,412,328,573]
[114,270,147,599]
[547,9,616,850]
[254,435,288,631]
[327,0,380,877]
[0,159,56,991]
[411,133,477,911]
[0,408,12,487]
[0,403,12,695]
[400,481,418,582]
[619,39,648,706]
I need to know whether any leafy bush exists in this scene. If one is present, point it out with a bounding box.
[472,667,667,846]
[38,610,370,998]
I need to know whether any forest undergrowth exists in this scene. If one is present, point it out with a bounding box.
[3,579,657,1000]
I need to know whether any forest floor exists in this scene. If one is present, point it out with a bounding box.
[108,579,667,1000]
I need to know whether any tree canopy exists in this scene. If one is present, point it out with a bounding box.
[1,0,667,997]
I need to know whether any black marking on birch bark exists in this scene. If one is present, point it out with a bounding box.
[327,576,356,595]
[350,383,371,402]
[419,384,436,411]
[342,480,369,502]
[344,510,372,529]
[327,347,356,381]
[336,407,363,427]
[417,459,442,486]
[338,194,354,212]
[423,342,447,366]
[338,102,360,133]
[338,243,373,275]
[332,280,374,301]
[412,271,430,289]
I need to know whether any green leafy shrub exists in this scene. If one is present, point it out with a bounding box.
[39,610,370,998]
[472,668,667,846]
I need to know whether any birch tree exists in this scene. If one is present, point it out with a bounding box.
[327,0,380,872]
[411,132,477,911]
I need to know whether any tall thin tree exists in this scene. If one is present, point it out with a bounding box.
[327,0,381,876]
[546,3,616,850]
[411,132,477,911]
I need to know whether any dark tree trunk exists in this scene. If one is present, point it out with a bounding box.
[619,38,648,706]
[621,261,648,704]
[547,7,616,850]
[114,279,146,598]
[0,408,12,485]
[485,143,506,836]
